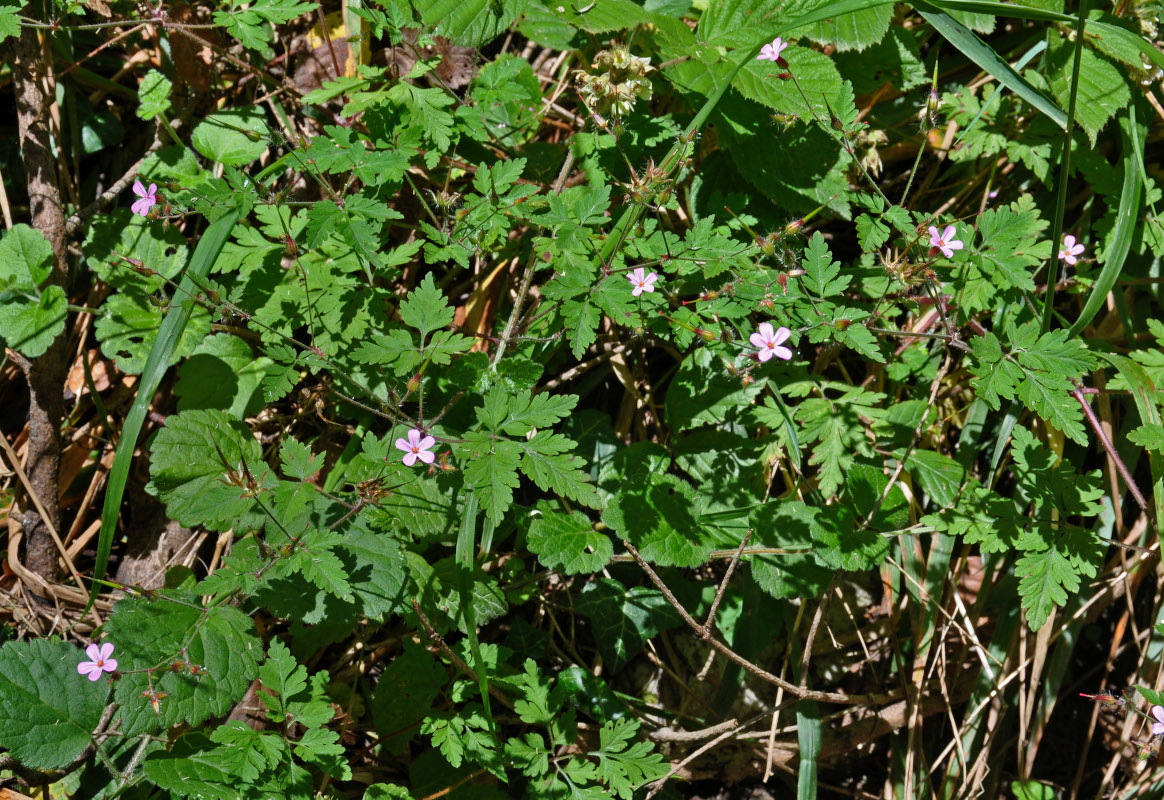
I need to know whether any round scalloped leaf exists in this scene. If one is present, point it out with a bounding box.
[147,408,267,531]
[107,595,261,736]
[0,223,53,286]
[0,284,67,358]
[0,638,110,770]
[94,292,211,375]
[192,109,270,166]
[527,510,614,575]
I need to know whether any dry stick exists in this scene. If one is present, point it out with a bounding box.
[1071,386,1151,521]
[621,541,890,706]
[490,149,576,369]
[644,716,754,800]
[0,428,102,628]
[703,529,752,631]
[649,718,740,743]
[798,571,841,691]
[411,599,515,711]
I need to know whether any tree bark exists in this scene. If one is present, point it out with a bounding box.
[12,24,70,586]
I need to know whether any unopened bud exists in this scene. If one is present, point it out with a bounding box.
[783,218,804,237]
[835,318,851,331]
[695,328,716,342]
[758,233,778,257]
[406,374,422,395]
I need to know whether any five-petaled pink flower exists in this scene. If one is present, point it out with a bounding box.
[395,428,436,467]
[77,642,117,681]
[131,180,158,217]
[628,267,659,297]
[750,322,793,362]
[1152,705,1164,736]
[1058,234,1085,265]
[757,37,789,62]
[928,224,963,259]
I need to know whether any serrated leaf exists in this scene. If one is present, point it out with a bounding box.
[576,579,680,669]
[520,432,601,510]
[148,409,268,531]
[137,69,172,119]
[1129,423,1164,453]
[107,596,261,736]
[1046,33,1130,146]
[0,639,110,770]
[421,0,530,46]
[400,272,454,339]
[601,475,711,568]
[527,511,612,574]
[590,718,669,799]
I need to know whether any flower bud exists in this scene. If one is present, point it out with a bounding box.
[406,373,422,395]
[695,328,716,342]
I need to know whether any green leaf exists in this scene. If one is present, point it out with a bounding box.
[602,475,712,568]
[191,109,270,166]
[400,272,455,339]
[143,749,239,800]
[0,284,66,358]
[811,503,889,571]
[590,718,669,799]
[175,333,272,418]
[576,579,680,669]
[107,596,261,735]
[279,436,323,480]
[1015,538,1078,629]
[801,231,850,297]
[520,432,601,511]
[968,322,1095,443]
[802,2,892,51]
[796,700,822,800]
[1129,423,1164,453]
[137,69,172,119]
[461,432,522,526]
[373,642,447,753]
[291,529,353,602]
[1046,32,1130,146]
[0,2,20,44]
[748,501,832,599]
[555,0,649,33]
[0,639,109,770]
[148,408,268,531]
[796,386,886,498]
[421,0,530,46]
[666,348,765,432]
[0,223,53,286]
[527,511,613,574]
[258,638,307,712]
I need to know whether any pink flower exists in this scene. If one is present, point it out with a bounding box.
[1152,705,1164,736]
[928,224,963,259]
[77,642,117,681]
[395,428,436,467]
[757,37,788,62]
[627,267,658,297]
[131,180,157,217]
[1058,234,1085,265]
[749,322,793,362]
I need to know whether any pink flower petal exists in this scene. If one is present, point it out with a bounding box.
[98,642,115,661]
[1152,705,1164,723]
[748,332,767,348]
[102,658,118,672]
[402,451,418,467]
[417,449,436,464]
[86,668,103,681]
[133,180,147,198]
[632,285,643,297]
[1064,235,1076,249]
[942,225,957,243]
[85,643,102,661]
[945,239,964,251]
[77,661,97,677]
[395,437,413,453]
[145,183,157,198]
[418,435,436,451]
[772,326,791,345]
[928,226,941,246]
[758,322,774,340]
[772,345,793,361]
[407,429,422,447]
[757,347,774,363]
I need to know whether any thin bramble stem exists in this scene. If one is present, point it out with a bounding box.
[622,539,893,706]
[1071,386,1150,521]
[703,529,752,631]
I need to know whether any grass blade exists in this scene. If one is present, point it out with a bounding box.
[1066,106,1142,337]
[915,2,1068,130]
[796,699,822,800]
[86,209,239,612]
